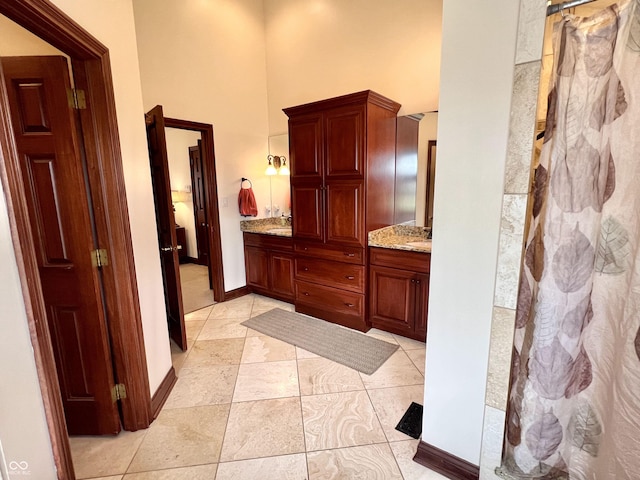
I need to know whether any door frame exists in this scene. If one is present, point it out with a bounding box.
[0,1,151,478]
[164,117,225,302]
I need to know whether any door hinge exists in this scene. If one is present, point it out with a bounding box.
[111,384,127,403]
[67,88,86,109]
[91,248,109,268]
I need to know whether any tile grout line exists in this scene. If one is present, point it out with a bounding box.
[214,296,254,473]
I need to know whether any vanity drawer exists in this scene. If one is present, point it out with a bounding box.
[295,258,365,293]
[369,247,430,273]
[243,232,293,251]
[295,280,364,319]
[294,241,364,265]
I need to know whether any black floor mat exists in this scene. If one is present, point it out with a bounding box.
[395,402,423,439]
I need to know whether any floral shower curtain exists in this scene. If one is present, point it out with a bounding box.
[500,1,640,478]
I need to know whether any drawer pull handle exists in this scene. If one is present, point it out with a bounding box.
[303,292,310,296]
[303,267,309,271]
[303,247,309,251]
[345,275,355,280]
[344,252,355,257]
[345,302,355,307]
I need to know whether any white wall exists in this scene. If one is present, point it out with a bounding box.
[263,0,443,136]
[423,0,519,464]
[133,0,271,292]
[166,128,201,258]
[0,188,57,479]
[47,0,172,396]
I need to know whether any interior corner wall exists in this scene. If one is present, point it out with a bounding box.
[48,0,172,395]
[263,0,443,136]
[423,0,520,464]
[132,0,271,292]
[0,192,56,479]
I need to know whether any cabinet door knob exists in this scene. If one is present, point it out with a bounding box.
[303,292,310,296]
[345,302,354,307]
[345,275,355,280]
[343,252,355,257]
[303,247,309,251]
[303,267,309,271]
[411,279,416,284]
[416,280,421,284]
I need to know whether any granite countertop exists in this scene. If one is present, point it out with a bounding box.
[368,225,431,253]
[240,217,292,237]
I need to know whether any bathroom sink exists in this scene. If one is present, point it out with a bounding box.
[267,227,292,234]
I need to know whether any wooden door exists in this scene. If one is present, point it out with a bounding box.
[413,273,429,342]
[291,182,323,241]
[189,142,210,268]
[369,265,415,335]
[145,105,187,351]
[270,252,294,299]
[325,180,365,246]
[244,246,269,290]
[2,56,121,435]
[289,113,323,179]
[324,105,364,178]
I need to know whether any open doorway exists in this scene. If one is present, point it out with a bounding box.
[145,107,225,354]
[165,128,215,314]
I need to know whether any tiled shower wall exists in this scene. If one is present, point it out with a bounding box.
[478,0,547,478]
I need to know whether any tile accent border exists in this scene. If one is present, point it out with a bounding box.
[150,366,178,420]
[479,0,547,478]
[413,441,479,480]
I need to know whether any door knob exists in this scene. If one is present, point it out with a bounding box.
[161,246,173,252]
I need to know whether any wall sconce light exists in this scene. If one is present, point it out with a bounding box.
[266,155,290,176]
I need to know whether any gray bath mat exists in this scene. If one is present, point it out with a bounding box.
[241,308,398,375]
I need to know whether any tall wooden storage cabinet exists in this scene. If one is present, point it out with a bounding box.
[284,91,401,331]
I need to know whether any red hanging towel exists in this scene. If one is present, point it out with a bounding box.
[238,178,258,217]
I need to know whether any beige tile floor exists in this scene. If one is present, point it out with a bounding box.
[69,294,448,480]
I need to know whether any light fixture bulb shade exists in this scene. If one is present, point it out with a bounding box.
[279,164,290,176]
[265,164,277,175]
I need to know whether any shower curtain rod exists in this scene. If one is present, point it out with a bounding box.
[547,0,597,16]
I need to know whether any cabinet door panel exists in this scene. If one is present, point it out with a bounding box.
[292,184,323,241]
[244,246,269,289]
[413,273,429,342]
[325,105,364,177]
[270,252,295,298]
[369,265,414,333]
[325,181,364,246]
[289,114,323,178]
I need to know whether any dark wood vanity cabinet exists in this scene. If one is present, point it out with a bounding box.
[369,247,430,342]
[243,233,294,302]
[284,91,401,331]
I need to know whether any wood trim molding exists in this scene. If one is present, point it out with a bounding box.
[413,441,480,480]
[224,286,251,301]
[150,367,178,419]
[164,117,225,302]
